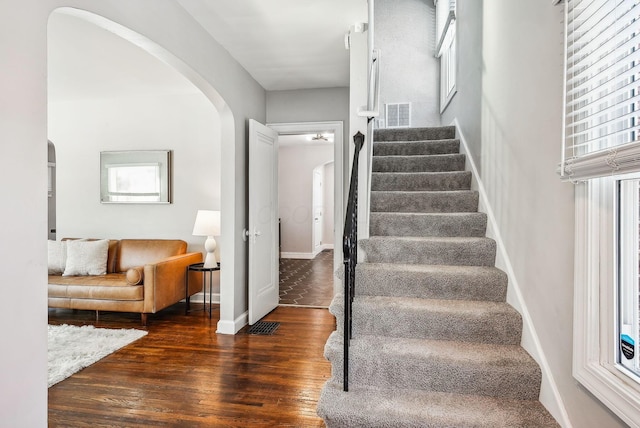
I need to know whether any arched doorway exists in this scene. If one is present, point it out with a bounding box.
[47,7,235,323]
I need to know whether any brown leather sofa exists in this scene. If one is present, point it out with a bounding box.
[48,239,203,325]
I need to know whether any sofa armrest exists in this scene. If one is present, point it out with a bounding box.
[142,252,203,313]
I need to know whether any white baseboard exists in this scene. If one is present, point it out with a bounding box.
[280,252,315,259]
[188,291,220,304]
[281,245,333,260]
[453,118,572,428]
[216,310,247,335]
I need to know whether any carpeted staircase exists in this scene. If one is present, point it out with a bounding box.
[317,126,559,427]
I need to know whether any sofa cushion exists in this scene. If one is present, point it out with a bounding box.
[48,274,143,301]
[48,240,66,275]
[125,267,144,285]
[115,239,187,272]
[63,239,109,276]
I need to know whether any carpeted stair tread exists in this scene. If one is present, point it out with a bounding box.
[372,154,465,172]
[318,382,560,428]
[371,190,479,213]
[374,126,456,142]
[370,212,487,237]
[330,295,521,344]
[362,236,496,266]
[324,332,542,399]
[373,139,460,156]
[372,171,471,191]
[349,296,522,344]
[355,263,508,301]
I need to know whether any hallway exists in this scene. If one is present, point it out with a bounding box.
[279,250,334,307]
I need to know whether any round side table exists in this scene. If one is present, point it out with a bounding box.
[186,262,220,318]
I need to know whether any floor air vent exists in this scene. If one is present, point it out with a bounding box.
[247,321,280,335]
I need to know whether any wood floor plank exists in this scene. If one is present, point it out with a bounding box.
[48,304,334,427]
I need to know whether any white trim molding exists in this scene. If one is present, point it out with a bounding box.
[216,310,248,335]
[280,252,316,260]
[188,291,220,305]
[573,177,640,428]
[267,121,344,295]
[453,119,572,427]
[280,245,333,260]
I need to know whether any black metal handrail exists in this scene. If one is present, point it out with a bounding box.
[343,131,365,392]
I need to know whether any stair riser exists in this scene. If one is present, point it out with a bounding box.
[370,213,487,237]
[373,140,460,156]
[372,155,465,172]
[325,339,541,400]
[346,358,540,400]
[362,238,496,266]
[374,126,456,142]
[372,172,471,191]
[371,191,479,213]
[355,266,508,302]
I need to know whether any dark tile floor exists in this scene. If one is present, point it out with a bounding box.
[279,250,334,307]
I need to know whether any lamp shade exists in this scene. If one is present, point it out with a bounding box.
[192,210,221,237]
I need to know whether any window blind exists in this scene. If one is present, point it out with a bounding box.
[560,0,640,181]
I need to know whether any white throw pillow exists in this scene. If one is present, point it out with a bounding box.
[47,240,67,275]
[63,239,109,276]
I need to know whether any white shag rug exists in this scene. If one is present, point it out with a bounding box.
[48,324,148,387]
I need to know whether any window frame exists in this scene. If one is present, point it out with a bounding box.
[573,175,640,427]
[434,0,457,112]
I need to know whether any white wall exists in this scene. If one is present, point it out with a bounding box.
[48,94,222,292]
[266,87,349,128]
[442,0,628,426]
[0,1,266,423]
[278,144,334,256]
[375,0,441,128]
[0,3,50,425]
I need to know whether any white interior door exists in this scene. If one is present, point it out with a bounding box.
[313,167,323,253]
[248,119,279,325]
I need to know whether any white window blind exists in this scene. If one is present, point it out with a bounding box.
[559,0,640,181]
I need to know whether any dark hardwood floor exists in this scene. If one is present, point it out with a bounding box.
[48,304,335,427]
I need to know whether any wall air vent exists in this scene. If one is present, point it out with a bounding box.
[385,102,411,128]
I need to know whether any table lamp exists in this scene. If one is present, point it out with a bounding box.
[192,210,220,268]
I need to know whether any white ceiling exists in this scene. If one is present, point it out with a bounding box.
[176,0,368,91]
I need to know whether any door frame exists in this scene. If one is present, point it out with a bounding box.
[267,121,345,295]
[312,165,324,256]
